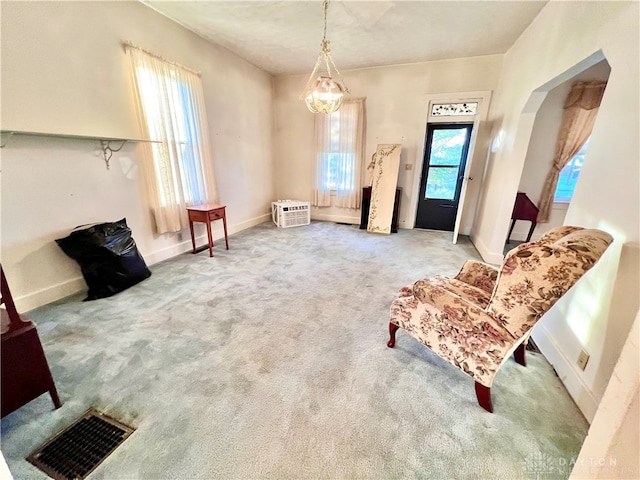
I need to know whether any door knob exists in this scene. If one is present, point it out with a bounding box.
[467,177,474,181]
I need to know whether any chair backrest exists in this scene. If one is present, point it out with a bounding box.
[487,226,613,339]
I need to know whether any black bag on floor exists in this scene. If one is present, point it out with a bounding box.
[56,218,151,301]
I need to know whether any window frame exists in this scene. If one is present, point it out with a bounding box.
[553,138,589,204]
[136,66,204,207]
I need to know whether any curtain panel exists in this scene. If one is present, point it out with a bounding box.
[127,46,218,234]
[313,98,365,209]
[537,81,607,222]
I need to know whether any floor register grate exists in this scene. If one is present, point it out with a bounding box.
[27,408,134,480]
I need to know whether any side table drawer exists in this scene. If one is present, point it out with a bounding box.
[208,210,224,221]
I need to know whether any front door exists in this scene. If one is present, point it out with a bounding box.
[415,124,473,231]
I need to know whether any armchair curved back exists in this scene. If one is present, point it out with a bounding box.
[487,226,613,339]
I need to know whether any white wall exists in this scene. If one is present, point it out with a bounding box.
[511,61,611,242]
[570,310,639,479]
[471,1,639,420]
[0,1,275,311]
[273,56,503,229]
[510,82,569,242]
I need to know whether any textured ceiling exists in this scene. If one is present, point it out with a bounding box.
[143,1,548,76]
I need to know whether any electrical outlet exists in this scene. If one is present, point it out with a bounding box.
[577,350,590,370]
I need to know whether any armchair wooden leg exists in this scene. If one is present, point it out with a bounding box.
[387,323,399,348]
[475,382,493,413]
[514,343,526,367]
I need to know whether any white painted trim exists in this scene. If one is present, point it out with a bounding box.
[570,310,640,478]
[476,51,608,266]
[16,213,272,312]
[144,237,196,265]
[230,212,272,232]
[452,92,492,243]
[469,231,503,265]
[144,212,271,264]
[532,322,599,422]
[508,224,542,243]
[17,277,87,314]
[408,91,492,241]
[310,212,360,225]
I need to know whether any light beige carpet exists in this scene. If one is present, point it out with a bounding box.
[1,221,588,479]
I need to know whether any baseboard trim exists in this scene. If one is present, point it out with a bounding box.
[509,226,537,242]
[145,213,271,265]
[531,322,599,422]
[143,238,195,265]
[232,213,272,232]
[311,213,360,225]
[469,232,503,265]
[17,213,272,312]
[18,277,87,314]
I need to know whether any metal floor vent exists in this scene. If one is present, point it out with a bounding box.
[27,408,134,480]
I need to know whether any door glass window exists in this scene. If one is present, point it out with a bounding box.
[425,168,458,200]
[424,128,469,200]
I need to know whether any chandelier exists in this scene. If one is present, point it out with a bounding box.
[301,0,349,114]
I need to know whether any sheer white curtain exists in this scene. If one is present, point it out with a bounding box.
[127,45,218,234]
[313,98,365,209]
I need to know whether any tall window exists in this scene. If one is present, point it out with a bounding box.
[313,98,365,208]
[554,138,588,203]
[127,44,218,234]
[324,112,353,190]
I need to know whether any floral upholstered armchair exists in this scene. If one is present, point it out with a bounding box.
[388,226,613,412]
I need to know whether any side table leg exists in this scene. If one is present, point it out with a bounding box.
[526,221,536,243]
[222,214,229,250]
[507,219,516,244]
[206,221,214,257]
[189,220,196,254]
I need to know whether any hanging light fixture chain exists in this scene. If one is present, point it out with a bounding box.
[322,0,329,50]
[321,0,334,78]
[300,0,349,113]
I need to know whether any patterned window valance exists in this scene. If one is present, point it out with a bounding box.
[564,81,607,110]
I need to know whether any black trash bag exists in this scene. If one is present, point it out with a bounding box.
[56,218,151,301]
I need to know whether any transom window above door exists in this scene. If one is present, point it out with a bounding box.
[431,102,478,116]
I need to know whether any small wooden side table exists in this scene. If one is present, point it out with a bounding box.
[1,266,62,418]
[187,204,229,257]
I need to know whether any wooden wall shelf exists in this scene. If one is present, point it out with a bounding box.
[0,130,157,170]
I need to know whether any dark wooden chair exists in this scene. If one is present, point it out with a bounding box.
[1,265,62,417]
